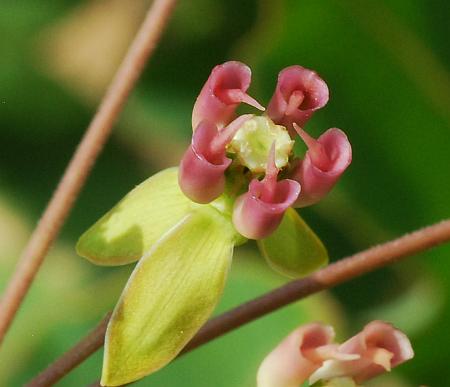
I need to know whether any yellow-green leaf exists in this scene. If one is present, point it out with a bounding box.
[257,208,328,278]
[76,167,194,266]
[102,208,236,386]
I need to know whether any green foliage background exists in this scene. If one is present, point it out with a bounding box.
[0,0,449,385]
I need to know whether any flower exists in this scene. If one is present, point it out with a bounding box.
[257,323,357,387]
[257,321,414,387]
[309,321,414,384]
[181,61,352,239]
[76,61,351,386]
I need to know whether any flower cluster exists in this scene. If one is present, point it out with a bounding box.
[257,321,414,387]
[76,62,353,386]
[179,61,352,239]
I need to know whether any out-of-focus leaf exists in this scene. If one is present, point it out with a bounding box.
[257,208,328,278]
[76,168,194,266]
[102,208,236,386]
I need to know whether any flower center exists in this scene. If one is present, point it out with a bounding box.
[228,115,293,173]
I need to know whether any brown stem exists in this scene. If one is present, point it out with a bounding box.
[0,0,177,346]
[27,219,450,387]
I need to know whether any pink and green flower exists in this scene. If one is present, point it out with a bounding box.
[77,61,352,386]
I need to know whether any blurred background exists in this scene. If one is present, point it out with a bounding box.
[1,0,449,385]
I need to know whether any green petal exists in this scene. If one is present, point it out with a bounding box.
[76,167,194,266]
[257,208,328,278]
[101,208,235,386]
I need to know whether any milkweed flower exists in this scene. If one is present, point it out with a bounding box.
[309,321,414,384]
[181,62,351,238]
[76,61,351,386]
[257,323,358,387]
[257,321,414,387]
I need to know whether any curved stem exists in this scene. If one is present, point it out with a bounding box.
[27,218,450,386]
[0,0,177,347]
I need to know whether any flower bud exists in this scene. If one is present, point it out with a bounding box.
[309,321,414,384]
[257,323,355,387]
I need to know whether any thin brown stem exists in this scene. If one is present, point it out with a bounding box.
[0,0,177,346]
[27,219,450,387]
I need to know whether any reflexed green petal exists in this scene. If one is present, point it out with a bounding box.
[257,208,328,278]
[76,167,194,266]
[101,208,236,386]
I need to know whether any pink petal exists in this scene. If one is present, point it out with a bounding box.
[232,178,300,239]
[178,121,231,203]
[179,116,252,203]
[267,65,329,135]
[192,61,264,130]
[232,141,300,240]
[233,143,300,239]
[310,321,414,384]
[340,321,414,383]
[257,323,338,387]
[292,127,352,207]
